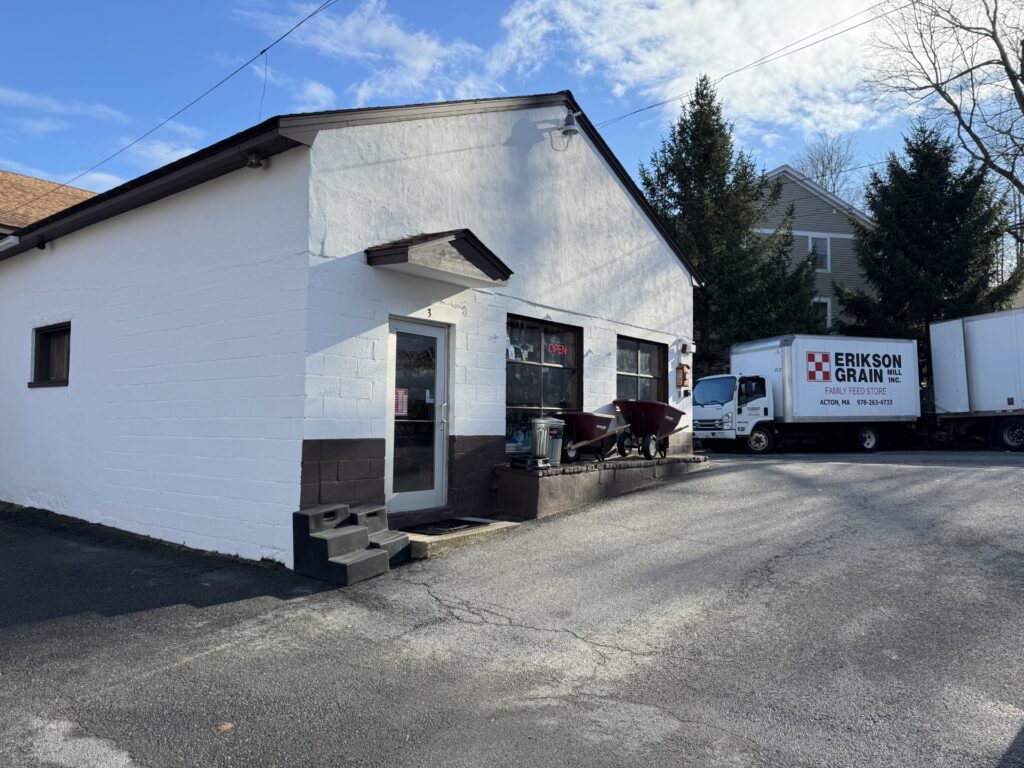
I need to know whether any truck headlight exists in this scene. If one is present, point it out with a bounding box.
[722,412,732,426]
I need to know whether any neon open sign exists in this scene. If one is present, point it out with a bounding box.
[547,342,568,356]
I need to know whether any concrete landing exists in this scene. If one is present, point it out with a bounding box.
[402,517,520,560]
[493,454,711,520]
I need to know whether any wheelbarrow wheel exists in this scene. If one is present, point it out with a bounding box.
[563,443,579,463]
[641,434,658,460]
[616,431,631,457]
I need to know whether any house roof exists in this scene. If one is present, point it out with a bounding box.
[0,91,701,284]
[766,164,872,227]
[0,169,95,230]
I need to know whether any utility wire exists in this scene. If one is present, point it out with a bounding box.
[8,0,339,218]
[258,51,270,123]
[597,0,911,128]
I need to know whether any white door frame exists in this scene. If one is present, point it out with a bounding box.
[385,318,449,513]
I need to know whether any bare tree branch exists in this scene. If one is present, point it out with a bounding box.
[868,0,1024,257]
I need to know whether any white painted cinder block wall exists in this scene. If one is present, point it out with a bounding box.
[303,105,694,443]
[0,149,310,565]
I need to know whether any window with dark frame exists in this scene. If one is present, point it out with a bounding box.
[29,322,71,387]
[505,315,582,453]
[616,336,667,402]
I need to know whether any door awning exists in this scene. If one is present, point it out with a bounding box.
[365,229,512,289]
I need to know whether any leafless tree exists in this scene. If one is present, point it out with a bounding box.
[869,0,1024,244]
[794,132,859,201]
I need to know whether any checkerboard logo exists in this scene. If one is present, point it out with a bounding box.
[807,352,831,382]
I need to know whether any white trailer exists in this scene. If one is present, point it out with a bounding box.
[929,308,1024,450]
[693,334,920,453]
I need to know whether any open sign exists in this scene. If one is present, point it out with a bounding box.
[547,342,568,356]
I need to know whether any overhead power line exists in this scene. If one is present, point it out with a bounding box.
[7,0,340,218]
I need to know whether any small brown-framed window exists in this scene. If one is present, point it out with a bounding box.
[616,336,667,402]
[29,322,71,387]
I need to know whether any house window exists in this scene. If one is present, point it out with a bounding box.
[616,336,667,402]
[813,298,832,330]
[505,316,582,452]
[809,236,830,272]
[29,322,71,387]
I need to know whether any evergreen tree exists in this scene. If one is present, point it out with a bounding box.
[836,124,1024,370]
[639,75,820,375]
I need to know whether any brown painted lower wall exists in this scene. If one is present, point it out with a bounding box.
[492,455,710,520]
[300,439,385,510]
[447,435,506,515]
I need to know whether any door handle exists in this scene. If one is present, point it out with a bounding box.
[440,402,448,426]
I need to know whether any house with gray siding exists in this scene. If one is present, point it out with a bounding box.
[756,164,872,329]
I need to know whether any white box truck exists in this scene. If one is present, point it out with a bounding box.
[929,307,1024,450]
[693,335,921,453]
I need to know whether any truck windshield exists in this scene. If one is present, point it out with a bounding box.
[693,376,736,406]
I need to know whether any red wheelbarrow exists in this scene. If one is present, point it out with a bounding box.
[612,399,687,459]
[553,410,627,462]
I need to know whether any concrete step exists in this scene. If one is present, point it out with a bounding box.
[348,503,387,533]
[368,529,411,565]
[326,548,390,586]
[310,525,369,558]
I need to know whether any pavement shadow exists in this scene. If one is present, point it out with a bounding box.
[999,725,1024,767]
[0,506,331,631]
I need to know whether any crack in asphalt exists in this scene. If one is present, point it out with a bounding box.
[391,575,653,660]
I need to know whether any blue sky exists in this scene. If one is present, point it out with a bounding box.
[1,1,911,196]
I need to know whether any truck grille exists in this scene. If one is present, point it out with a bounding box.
[695,419,725,430]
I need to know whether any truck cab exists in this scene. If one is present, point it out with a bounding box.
[693,374,775,451]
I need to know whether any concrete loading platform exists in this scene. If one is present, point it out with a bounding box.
[493,455,710,520]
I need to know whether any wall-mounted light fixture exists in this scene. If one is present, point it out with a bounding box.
[561,112,580,137]
[676,362,691,389]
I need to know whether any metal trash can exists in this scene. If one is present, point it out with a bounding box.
[531,417,565,467]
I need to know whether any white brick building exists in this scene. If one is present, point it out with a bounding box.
[0,92,698,568]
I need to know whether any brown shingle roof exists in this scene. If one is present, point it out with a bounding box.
[0,169,95,230]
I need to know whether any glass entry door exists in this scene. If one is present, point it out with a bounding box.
[385,320,448,513]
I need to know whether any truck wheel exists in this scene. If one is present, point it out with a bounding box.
[857,425,881,452]
[997,417,1024,451]
[746,426,774,454]
[616,431,631,457]
[563,444,579,463]
[641,434,658,460]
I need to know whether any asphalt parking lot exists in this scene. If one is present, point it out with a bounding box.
[2,450,1023,767]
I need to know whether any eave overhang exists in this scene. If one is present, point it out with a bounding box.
[365,229,513,289]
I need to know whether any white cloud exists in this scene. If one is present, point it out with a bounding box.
[0,85,127,122]
[75,171,127,191]
[121,121,206,168]
[238,1,485,105]
[248,63,336,113]
[0,158,125,192]
[19,117,69,136]
[237,0,890,139]
[293,80,336,112]
[490,0,891,139]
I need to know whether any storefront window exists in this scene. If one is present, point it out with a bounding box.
[616,336,667,402]
[506,316,582,452]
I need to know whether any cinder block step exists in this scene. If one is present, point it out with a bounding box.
[348,504,387,533]
[294,504,352,534]
[368,529,411,565]
[326,548,390,586]
[310,525,370,558]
